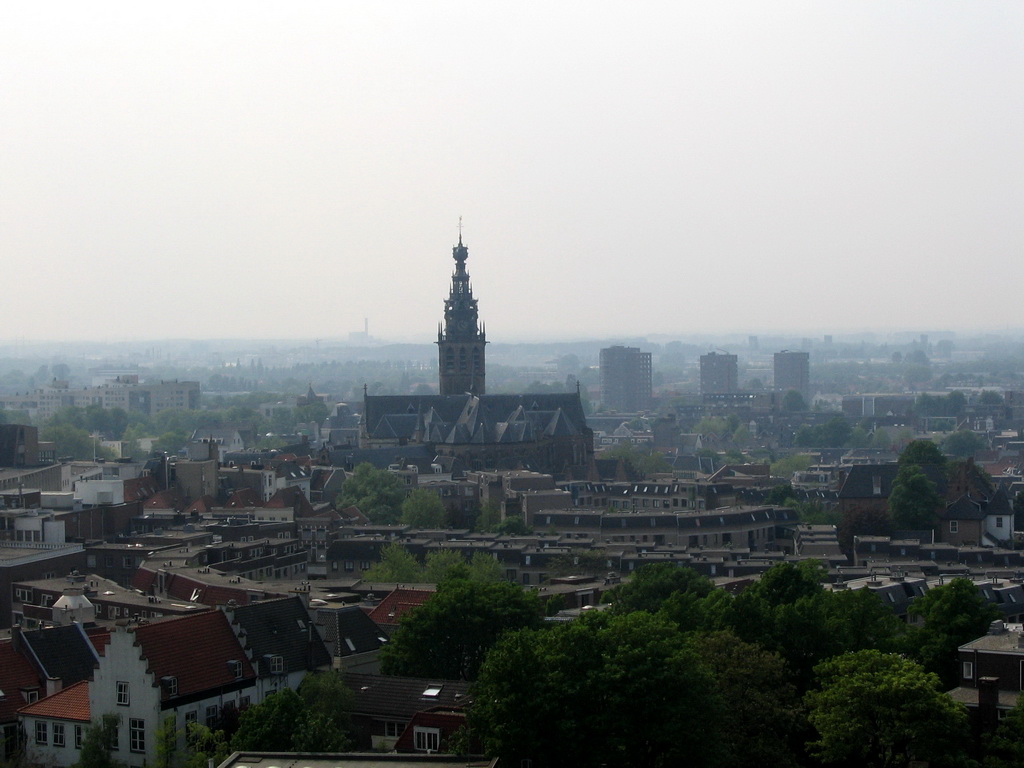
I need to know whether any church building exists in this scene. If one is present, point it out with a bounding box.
[360,232,594,480]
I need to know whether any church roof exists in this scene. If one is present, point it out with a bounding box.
[364,394,589,446]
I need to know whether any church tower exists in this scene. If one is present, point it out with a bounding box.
[437,230,486,395]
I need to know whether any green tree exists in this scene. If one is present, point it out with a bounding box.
[73,714,124,768]
[494,515,531,535]
[380,579,542,680]
[765,483,794,506]
[232,689,305,751]
[942,430,986,459]
[336,463,406,524]
[400,489,448,528]
[898,439,946,468]
[889,464,941,530]
[904,577,1000,688]
[983,695,1024,767]
[181,723,231,768]
[474,500,501,531]
[694,631,803,768]
[606,562,714,615]
[362,542,425,582]
[467,551,504,582]
[805,650,970,768]
[294,671,354,751]
[41,424,116,461]
[979,390,1004,406]
[770,453,813,477]
[424,548,469,582]
[781,389,807,412]
[472,611,724,768]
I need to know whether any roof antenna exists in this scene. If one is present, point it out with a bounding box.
[458,216,463,246]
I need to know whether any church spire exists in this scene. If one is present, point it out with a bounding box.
[437,222,487,396]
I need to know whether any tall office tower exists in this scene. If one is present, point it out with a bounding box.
[437,232,487,395]
[600,346,653,412]
[774,350,810,400]
[699,352,738,395]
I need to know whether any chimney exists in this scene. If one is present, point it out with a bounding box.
[978,677,1000,734]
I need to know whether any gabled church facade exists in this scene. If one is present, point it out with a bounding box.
[361,231,594,480]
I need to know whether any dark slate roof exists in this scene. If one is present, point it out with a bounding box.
[20,624,99,686]
[315,606,388,657]
[229,596,331,674]
[343,672,471,720]
[363,393,589,446]
[837,464,900,499]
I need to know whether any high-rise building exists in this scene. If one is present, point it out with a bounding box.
[774,350,810,401]
[600,346,652,412]
[699,352,738,395]
[436,232,486,396]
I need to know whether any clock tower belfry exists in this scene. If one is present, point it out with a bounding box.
[437,227,486,396]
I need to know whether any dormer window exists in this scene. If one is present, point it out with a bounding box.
[162,676,178,697]
[265,655,284,674]
[229,660,243,679]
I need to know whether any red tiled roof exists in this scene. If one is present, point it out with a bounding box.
[265,486,315,515]
[124,475,159,502]
[86,626,111,657]
[394,707,469,753]
[0,641,41,724]
[17,680,90,722]
[132,567,158,593]
[226,488,262,508]
[184,494,217,515]
[133,611,255,700]
[145,489,182,509]
[368,588,435,627]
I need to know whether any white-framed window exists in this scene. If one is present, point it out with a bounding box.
[384,721,403,738]
[129,720,145,753]
[35,721,47,745]
[997,517,1004,528]
[964,661,974,680]
[164,676,178,696]
[116,681,130,706]
[53,722,65,747]
[229,660,243,679]
[205,705,219,727]
[270,655,284,674]
[414,727,440,752]
[950,521,959,534]
[75,724,83,749]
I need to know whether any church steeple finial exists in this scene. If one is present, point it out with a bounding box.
[458,216,463,246]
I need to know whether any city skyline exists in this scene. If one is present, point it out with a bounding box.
[3,3,1022,343]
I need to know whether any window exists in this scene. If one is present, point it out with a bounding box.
[239,696,251,710]
[35,721,47,745]
[130,719,145,753]
[123,556,133,568]
[75,725,83,749]
[384,721,403,738]
[163,676,178,696]
[950,521,959,534]
[964,661,974,680]
[53,723,65,747]
[229,660,242,679]
[205,705,219,727]
[997,517,1005,528]
[269,655,284,674]
[116,681,130,706]
[344,561,354,572]
[414,727,440,752]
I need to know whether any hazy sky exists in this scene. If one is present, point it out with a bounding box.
[3,3,1022,344]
